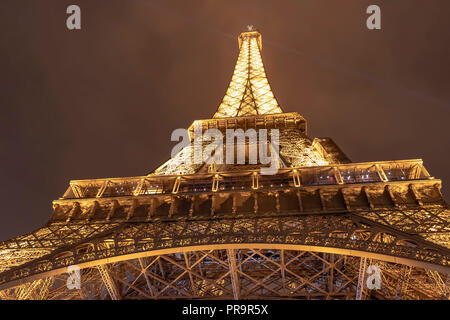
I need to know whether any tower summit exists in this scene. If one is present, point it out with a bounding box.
[153,28,345,175]
[213,29,283,118]
[0,29,448,300]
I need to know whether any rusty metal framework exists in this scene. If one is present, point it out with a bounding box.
[0,29,449,300]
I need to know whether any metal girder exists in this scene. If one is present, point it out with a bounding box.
[356,257,367,300]
[227,249,240,300]
[17,280,41,300]
[97,265,120,300]
[1,210,449,291]
[426,270,449,298]
[13,277,54,300]
[395,266,412,299]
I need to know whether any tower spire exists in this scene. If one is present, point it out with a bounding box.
[213,29,283,118]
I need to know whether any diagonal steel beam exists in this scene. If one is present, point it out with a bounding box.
[97,265,120,300]
[227,249,240,300]
[356,257,367,300]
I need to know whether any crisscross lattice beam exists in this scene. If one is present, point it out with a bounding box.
[1,249,448,300]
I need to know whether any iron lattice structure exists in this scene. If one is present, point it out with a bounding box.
[0,29,449,300]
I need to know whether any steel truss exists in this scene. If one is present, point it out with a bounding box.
[0,248,448,300]
[0,209,449,296]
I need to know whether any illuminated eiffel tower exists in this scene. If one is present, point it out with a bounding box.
[0,28,449,300]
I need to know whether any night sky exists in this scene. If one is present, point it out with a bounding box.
[0,0,449,241]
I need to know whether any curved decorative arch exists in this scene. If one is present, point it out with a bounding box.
[1,213,449,291]
[1,246,448,300]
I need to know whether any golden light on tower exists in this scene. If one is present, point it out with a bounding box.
[213,29,283,118]
[0,28,448,300]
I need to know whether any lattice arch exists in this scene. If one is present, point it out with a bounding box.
[0,246,448,300]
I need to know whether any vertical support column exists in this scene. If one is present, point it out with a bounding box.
[281,249,286,293]
[227,249,240,300]
[356,257,367,300]
[328,254,335,297]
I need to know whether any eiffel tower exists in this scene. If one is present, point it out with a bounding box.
[0,28,449,300]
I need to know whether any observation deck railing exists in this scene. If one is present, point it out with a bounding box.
[62,159,431,200]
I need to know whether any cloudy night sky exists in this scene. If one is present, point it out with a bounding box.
[0,0,449,241]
